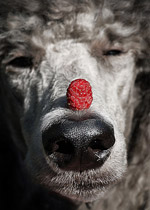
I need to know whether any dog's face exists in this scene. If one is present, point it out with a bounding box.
[0,0,144,202]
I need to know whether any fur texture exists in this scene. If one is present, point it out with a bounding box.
[0,0,150,209]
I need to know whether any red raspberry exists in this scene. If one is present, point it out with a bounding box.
[67,79,93,110]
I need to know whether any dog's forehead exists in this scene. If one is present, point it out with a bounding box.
[4,10,137,45]
[5,7,96,40]
[0,0,143,58]
[0,0,146,41]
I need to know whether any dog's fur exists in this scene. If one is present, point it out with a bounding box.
[0,0,150,209]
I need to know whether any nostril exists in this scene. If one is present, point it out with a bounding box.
[54,140,74,155]
[89,133,115,152]
[89,139,106,152]
[44,138,75,156]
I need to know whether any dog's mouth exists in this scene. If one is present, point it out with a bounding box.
[37,164,120,202]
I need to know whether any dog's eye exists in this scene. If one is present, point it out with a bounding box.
[7,56,33,68]
[103,50,122,56]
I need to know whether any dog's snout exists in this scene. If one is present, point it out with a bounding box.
[42,118,115,172]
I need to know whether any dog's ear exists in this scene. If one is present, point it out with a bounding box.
[128,56,150,164]
[135,63,150,92]
[128,17,150,163]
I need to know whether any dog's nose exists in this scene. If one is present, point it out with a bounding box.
[42,119,115,172]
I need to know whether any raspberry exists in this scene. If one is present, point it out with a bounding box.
[67,79,93,110]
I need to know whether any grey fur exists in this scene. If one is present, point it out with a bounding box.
[0,0,150,209]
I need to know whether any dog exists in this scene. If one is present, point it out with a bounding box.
[0,0,150,209]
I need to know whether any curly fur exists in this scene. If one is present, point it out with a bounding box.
[0,0,150,210]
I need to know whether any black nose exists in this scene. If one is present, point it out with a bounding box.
[42,118,115,172]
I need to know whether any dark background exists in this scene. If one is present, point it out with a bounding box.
[0,109,77,210]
